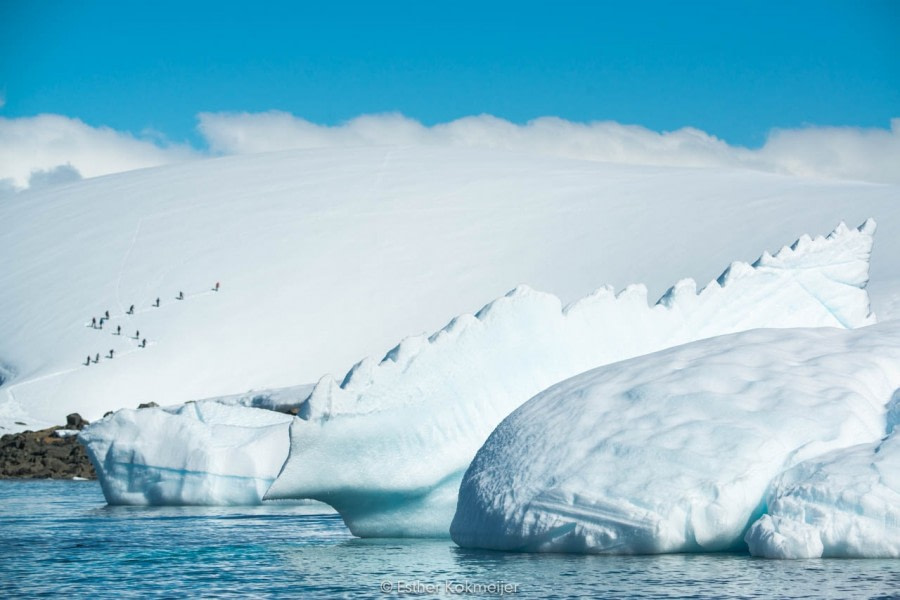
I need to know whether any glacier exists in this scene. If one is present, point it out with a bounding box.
[80,402,292,505]
[449,321,900,554]
[265,221,877,537]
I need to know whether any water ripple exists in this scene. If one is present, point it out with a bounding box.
[1,481,897,599]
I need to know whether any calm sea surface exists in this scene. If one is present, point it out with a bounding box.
[1,480,897,599]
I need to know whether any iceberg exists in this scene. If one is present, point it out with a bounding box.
[450,321,900,553]
[80,402,292,505]
[745,405,900,558]
[266,221,877,537]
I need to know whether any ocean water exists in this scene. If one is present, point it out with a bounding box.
[1,481,897,599]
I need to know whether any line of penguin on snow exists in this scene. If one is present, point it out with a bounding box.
[84,282,220,366]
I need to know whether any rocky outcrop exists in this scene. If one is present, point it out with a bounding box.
[0,414,96,479]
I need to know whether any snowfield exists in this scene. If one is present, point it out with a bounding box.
[2,146,900,432]
[450,322,900,556]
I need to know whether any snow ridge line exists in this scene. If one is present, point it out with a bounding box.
[299,219,876,420]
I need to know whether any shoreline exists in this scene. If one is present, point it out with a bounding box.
[0,414,96,480]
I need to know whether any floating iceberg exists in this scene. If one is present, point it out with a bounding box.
[266,221,877,537]
[81,402,292,505]
[745,405,900,558]
[450,321,900,553]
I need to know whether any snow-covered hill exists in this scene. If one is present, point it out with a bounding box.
[2,146,900,430]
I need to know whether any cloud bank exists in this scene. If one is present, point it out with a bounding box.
[0,114,197,192]
[3,112,899,195]
[199,112,749,169]
[199,111,900,184]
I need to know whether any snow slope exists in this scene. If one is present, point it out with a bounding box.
[264,221,876,537]
[450,322,900,554]
[2,145,900,431]
[80,402,293,505]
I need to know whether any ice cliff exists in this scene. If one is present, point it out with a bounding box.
[80,402,292,505]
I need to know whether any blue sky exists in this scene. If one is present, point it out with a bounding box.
[1,0,898,148]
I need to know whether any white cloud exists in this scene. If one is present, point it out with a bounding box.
[0,114,197,190]
[756,120,900,183]
[199,111,900,184]
[3,112,899,194]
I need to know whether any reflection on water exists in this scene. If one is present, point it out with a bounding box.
[1,480,897,599]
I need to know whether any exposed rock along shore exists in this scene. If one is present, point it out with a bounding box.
[0,413,96,479]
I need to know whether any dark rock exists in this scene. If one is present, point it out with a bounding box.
[66,413,88,430]
[137,402,159,409]
[45,444,72,460]
[44,456,67,473]
[0,425,95,480]
[103,411,114,418]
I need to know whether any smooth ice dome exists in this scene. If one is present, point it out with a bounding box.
[265,221,877,537]
[450,321,900,554]
[80,402,292,505]
[744,424,900,559]
[3,145,900,434]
